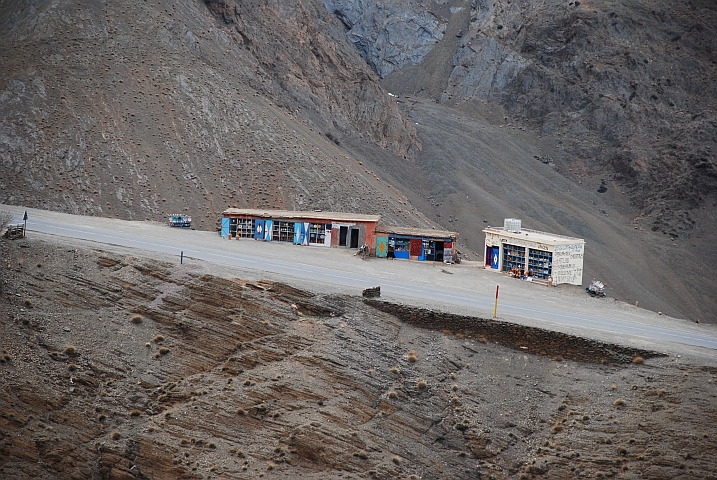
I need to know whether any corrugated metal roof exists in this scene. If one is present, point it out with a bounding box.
[376,224,458,239]
[222,208,381,223]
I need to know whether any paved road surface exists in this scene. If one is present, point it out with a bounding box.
[5,207,717,354]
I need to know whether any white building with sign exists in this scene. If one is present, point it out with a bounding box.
[483,219,585,286]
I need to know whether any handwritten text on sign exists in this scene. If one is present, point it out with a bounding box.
[552,244,584,285]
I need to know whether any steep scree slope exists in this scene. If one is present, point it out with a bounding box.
[0,0,427,228]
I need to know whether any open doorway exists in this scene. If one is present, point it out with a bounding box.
[349,228,359,248]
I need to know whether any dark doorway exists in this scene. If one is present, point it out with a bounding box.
[339,226,348,246]
[350,228,359,248]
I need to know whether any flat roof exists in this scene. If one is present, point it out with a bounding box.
[222,208,381,223]
[376,224,458,239]
[483,227,584,245]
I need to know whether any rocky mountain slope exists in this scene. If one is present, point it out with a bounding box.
[0,0,427,229]
[1,238,715,479]
[1,0,716,322]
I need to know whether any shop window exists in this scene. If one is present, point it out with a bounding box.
[309,223,330,244]
[272,221,295,242]
[528,249,552,279]
[393,236,410,259]
[502,244,526,273]
[236,218,254,238]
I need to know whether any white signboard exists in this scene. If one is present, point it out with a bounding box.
[551,243,584,285]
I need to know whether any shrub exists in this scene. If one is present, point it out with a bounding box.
[130,409,142,417]
[159,347,170,355]
[152,334,164,343]
[390,366,400,374]
[354,450,368,460]
[416,378,427,390]
[407,350,417,362]
[68,363,78,371]
[551,424,563,434]
[111,430,121,440]
[388,391,397,399]
[617,445,627,455]
[392,456,401,465]
[632,356,644,364]
[63,346,77,355]
[23,298,31,307]
[130,314,143,324]
[614,398,626,408]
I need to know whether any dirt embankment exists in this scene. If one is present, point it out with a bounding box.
[1,237,716,479]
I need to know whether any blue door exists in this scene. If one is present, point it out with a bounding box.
[491,247,500,269]
[221,217,230,238]
[254,220,265,240]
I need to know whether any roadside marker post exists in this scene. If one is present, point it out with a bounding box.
[23,211,27,237]
[493,285,499,318]
[180,251,184,264]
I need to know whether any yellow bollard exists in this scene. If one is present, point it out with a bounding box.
[493,285,499,318]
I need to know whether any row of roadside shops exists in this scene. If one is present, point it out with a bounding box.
[220,209,584,285]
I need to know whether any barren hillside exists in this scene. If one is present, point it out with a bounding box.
[1,238,716,479]
[1,0,716,323]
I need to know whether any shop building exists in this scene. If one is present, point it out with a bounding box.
[221,208,380,249]
[483,219,585,285]
[220,209,458,262]
[374,225,458,262]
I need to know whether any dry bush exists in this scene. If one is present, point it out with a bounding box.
[354,450,368,460]
[388,391,397,399]
[407,350,417,362]
[392,456,401,465]
[130,314,143,324]
[68,363,78,371]
[614,398,626,408]
[152,334,164,343]
[23,298,31,307]
[632,356,644,364]
[416,378,427,390]
[551,424,563,434]
[390,366,400,374]
[63,346,76,355]
[111,430,121,440]
[159,347,170,355]
[130,409,142,417]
